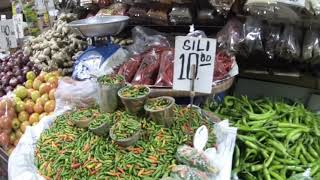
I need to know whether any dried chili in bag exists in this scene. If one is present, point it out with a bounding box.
[131,48,162,85]
[155,49,174,86]
[118,55,142,83]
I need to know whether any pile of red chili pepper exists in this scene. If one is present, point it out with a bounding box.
[206,96,320,179]
[35,107,216,179]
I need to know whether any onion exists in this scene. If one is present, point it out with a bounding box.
[9,77,18,87]
[0,132,10,147]
[4,86,12,93]
[17,75,25,84]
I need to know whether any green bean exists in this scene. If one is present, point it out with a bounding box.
[270,170,285,180]
[97,74,124,85]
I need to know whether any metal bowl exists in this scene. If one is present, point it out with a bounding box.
[68,16,129,37]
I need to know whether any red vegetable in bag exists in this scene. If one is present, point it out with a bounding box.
[132,48,161,85]
[214,51,234,81]
[155,48,174,86]
[118,55,142,82]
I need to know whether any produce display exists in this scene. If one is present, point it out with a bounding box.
[89,113,112,130]
[35,107,216,179]
[23,13,87,75]
[97,74,124,86]
[119,86,149,98]
[145,97,172,111]
[0,51,40,97]
[206,96,320,179]
[110,114,140,140]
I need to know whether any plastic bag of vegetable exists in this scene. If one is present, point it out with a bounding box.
[127,26,170,55]
[302,29,318,61]
[8,79,98,180]
[170,165,211,180]
[118,55,143,83]
[155,48,174,86]
[217,18,242,54]
[238,17,264,57]
[288,169,313,180]
[131,48,163,85]
[176,145,219,174]
[276,25,302,61]
[264,25,281,60]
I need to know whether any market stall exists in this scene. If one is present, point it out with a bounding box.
[0,0,320,179]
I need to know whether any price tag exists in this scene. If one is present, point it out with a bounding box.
[173,36,216,94]
[0,19,18,50]
[277,0,305,7]
[13,14,24,39]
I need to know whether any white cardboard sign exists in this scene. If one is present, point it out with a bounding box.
[0,19,17,50]
[173,36,216,94]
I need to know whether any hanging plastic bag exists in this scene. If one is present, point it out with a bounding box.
[131,48,162,85]
[117,55,143,82]
[264,25,281,60]
[155,48,174,86]
[209,0,235,16]
[217,18,242,54]
[302,28,320,63]
[238,17,264,57]
[147,9,168,25]
[96,3,129,16]
[276,25,302,61]
[310,0,320,16]
[244,0,276,16]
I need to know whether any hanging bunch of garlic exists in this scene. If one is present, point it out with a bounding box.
[23,13,87,75]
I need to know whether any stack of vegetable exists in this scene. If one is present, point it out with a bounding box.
[206,96,320,179]
[23,13,87,75]
[0,50,40,97]
[35,107,216,179]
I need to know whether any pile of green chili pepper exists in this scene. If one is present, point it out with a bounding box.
[97,74,124,85]
[119,86,149,98]
[89,113,112,129]
[111,117,141,140]
[70,108,99,121]
[146,98,172,111]
[35,107,216,179]
[206,96,320,179]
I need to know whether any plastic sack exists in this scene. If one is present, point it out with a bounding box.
[171,165,210,180]
[147,9,168,25]
[55,77,98,111]
[8,79,98,180]
[0,95,15,151]
[238,17,264,57]
[169,6,193,25]
[127,26,170,55]
[132,48,162,85]
[72,47,128,80]
[118,55,143,82]
[96,3,129,16]
[264,25,281,60]
[276,25,302,61]
[155,48,174,86]
[176,145,219,174]
[217,18,242,54]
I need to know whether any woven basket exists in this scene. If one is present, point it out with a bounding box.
[149,77,235,97]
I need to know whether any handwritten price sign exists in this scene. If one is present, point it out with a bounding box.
[173,36,216,94]
[0,19,17,50]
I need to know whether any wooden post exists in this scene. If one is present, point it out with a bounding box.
[190,64,196,109]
